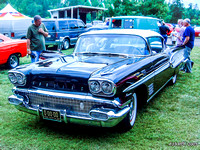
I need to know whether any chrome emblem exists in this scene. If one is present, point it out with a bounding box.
[80,102,84,110]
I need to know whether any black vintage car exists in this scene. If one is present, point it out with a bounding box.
[8,29,185,130]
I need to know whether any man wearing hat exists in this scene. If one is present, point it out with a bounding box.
[181,18,195,73]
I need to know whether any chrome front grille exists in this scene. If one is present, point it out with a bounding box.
[32,80,88,93]
[27,93,102,115]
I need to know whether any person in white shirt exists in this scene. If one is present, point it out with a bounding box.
[171,27,177,45]
[175,19,186,46]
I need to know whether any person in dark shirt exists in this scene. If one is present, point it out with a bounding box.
[159,21,170,47]
[27,15,48,63]
[180,18,195,73]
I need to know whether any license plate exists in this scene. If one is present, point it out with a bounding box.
[42,109,61,122]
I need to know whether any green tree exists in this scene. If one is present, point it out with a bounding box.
[138,0,169,19]
[169,0,184,23]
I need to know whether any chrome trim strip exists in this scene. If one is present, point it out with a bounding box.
[12,87,121,108]
[169,50,185,68]
[123,62,170,93]
[147,77,173,103]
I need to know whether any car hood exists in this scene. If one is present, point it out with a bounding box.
[26,55,142,80]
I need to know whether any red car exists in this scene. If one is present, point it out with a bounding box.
[194,27,200,37]
[0,34,27,69]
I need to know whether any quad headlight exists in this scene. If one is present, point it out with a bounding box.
[89,79,116,96]
[8,72,26,86]
[89,81,101,93]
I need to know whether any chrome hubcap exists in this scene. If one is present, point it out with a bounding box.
[10,55,18,67]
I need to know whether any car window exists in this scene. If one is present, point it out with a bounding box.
[58,20,69,30]
[68,20,78,29]
[43,21,56,31]
[75,34,149,56]
[124,19,134,29]
[0,38,3,42]
[78,20,85,28]
[111,19,122,28]
[148,37,163,53]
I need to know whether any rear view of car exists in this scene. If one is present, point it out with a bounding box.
[109,16,160,33]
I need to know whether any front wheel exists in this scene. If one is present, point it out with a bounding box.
[120,93,138,131]
[63,39,70,50]
[7,54,19,69]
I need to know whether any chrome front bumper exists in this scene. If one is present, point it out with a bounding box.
[8,88,131,127]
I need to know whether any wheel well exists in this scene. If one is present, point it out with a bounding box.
[14,53,21,57]
[134,84,148,107]
[64,37,70,43]
[21,36,27,39]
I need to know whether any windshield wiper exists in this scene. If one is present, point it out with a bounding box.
[75,52,129,58]
[75,52,99,56]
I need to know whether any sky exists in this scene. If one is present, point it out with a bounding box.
[165,0,200,8]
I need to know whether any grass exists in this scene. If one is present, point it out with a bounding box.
[0,47,199,149]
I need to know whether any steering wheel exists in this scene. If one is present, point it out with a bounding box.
[128,46,143,55]
[86,44,96,52]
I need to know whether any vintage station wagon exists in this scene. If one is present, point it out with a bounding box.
[8,29,185,130]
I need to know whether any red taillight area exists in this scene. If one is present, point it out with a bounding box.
[56,33,58,38]
[11,32,15,37]
[39,57,46,60]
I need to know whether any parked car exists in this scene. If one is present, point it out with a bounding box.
[42,18,87,50]
[0,34,27,68]
[108,16,161,33]
[194,27,200,37]
[165,23,174,36]
[91,20,104,26]
[8,29,186,131]
[87,24,108,32]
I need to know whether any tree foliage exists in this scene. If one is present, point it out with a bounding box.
[0,0,199,25]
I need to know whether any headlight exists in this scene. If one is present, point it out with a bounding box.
[15,73,25,85]
[88,79,116,97]
[8,72,26,86]
[101,81,113,94]
[8,73,17,84]
[89,81,100,93]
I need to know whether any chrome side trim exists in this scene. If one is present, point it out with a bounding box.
[170,50,185,68]
[123,62,170,93]
[147,77,173,103]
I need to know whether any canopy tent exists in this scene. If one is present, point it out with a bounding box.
[0,4,31,20]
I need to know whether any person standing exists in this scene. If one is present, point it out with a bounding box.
[27,15,48,63]
[181,18,195,73]
[176,19,186,46]
[159,21,170,47]
[171,27,177,45]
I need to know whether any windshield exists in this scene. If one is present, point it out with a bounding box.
[74,34,149,56]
